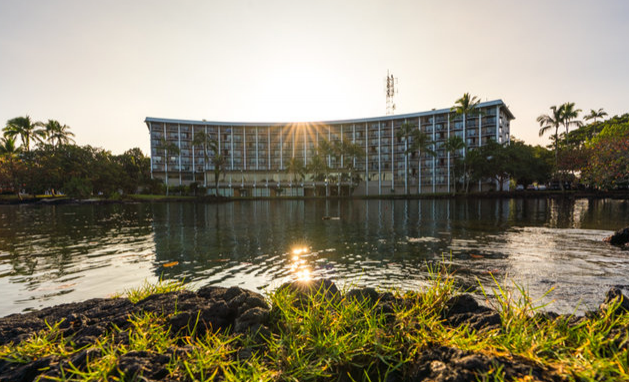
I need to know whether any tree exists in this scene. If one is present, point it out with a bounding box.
[396,122,415,195]
[451,93,481,156]
[451,93,481,192]
[115,148,151,194]
[559,102,582,145]
[156,137,180,195]
[335,139,365,192]
[506,139,553,187]
[318,139,345,195]
[584,108,607,124]
[397,122,434,194]
[467,140,512,191]
[0,136,24,198]
[285,157,305,183]
[192,131,218,188]
[537,105,563,174]
[41,120,75,148]
[0,136,20,156]
[306,149,330,196]
[582,134,629,190]
[211,153,226,196]
[4,116,45,152]
[443,135,465,193]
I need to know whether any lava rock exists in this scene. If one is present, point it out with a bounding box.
[115,350,171,380]
[600,287,629,315]
[346,287,380,305]
[443,294,501,332]
[407,345,563,382]
[604,227,629,248]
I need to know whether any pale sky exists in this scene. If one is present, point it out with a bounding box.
[1,1,628,154]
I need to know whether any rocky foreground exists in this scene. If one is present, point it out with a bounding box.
[1,280,628,382]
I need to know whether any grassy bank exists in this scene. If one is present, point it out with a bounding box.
[1,271,628,381]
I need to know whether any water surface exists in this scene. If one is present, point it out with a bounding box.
[1,198,628,316]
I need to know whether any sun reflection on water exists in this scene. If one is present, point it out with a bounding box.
[289,245,312,282]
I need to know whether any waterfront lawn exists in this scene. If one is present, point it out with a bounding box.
[1,271,628,381]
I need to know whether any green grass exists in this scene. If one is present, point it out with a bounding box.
[1,266,628,381]
[110,278,186,303]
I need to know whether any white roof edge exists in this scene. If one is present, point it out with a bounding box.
[145,99,514,128]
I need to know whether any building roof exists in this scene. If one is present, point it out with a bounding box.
[145,99,514,129]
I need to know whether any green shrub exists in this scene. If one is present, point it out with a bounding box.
[63,177,92,199]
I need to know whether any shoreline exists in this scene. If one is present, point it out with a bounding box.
[1,190,628,206]
[1,279,627,381]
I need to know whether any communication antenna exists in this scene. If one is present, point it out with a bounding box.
[385,70,398,115]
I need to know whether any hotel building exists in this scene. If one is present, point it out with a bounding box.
[145,99,514,196]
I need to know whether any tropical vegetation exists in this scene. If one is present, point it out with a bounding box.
[537,104,629,190]
[1,115,154,199]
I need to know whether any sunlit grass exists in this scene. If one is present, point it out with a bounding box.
[111,277,186,303]
[1,262,629,381]
[0,321,73,364]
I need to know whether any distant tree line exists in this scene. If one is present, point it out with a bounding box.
[538,104,629,190]
[0,116,155,199]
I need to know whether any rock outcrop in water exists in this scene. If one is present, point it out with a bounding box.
[604,226,629,249]
[0,281,626,382]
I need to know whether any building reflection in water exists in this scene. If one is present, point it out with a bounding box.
[148,198,629,314]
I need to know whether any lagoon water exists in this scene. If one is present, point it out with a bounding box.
[1,198,628,316]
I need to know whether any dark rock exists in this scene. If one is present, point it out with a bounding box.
[443,294,501,332]
[0,355,59,382]
[196,285,229,300]
[407,345,563,382]
[69,348,103,371]
[234,306,270,334]
[115,350,171,380]
[600,287,629,315]
[450,310,502,332]
[198,300,233,334]
[346,287,380,305]
[605,227,629,247]
[444,294,486,316]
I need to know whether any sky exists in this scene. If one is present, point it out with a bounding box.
[1,0,628,155]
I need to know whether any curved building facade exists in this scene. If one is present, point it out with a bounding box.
[145,99,514,196]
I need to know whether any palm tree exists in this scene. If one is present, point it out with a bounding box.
[443,135,465,193]
[451,93,481,156]
[4,116,45,152]
[156,137,180,195]
[584,108,607,124]
[0,136,21,155]
[0,136,23,199]
[397,122,434,194]
[451,93,481,192]
[211,153,226,196]
[537,105,563,171]
[306,149,330,196]
[285,157,305,184]
[337,140,365,190]
[41,120,75,148]
[396,122,415,195]
[192,131,218,188]
[319,139,343,195]
[559,102,582,144]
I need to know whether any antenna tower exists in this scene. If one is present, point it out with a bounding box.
[385,70,398,115]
